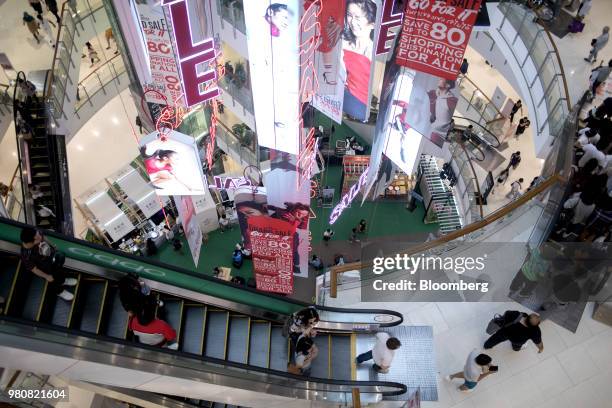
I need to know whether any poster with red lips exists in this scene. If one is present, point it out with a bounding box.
[396,0,482,80]
[247,216,295,295]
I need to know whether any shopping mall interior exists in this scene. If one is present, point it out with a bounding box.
[0,0,611,407]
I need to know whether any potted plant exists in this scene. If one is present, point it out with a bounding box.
[232,61,247,89]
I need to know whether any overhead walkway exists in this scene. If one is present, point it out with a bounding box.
[0,218,436,406]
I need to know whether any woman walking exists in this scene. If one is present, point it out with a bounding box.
[23,12,40,44]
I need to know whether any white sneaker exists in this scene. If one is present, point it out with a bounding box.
[166,342,179,350]
[63,278,77,286]
[157,299,164,308]
[459,386,474,393]
[444,375,452,382]
[58,290,74,301]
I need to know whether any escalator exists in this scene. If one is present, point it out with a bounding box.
[0,218,410,405]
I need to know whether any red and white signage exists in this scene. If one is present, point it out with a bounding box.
[137,2,184,106]
[248,216,295,295]
[162,0,219,107]
[396,0,481,80]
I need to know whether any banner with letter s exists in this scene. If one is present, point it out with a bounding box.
[395,0,481,80]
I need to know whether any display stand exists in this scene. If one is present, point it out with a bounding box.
[340,156,370,202]
[384,172,417,199]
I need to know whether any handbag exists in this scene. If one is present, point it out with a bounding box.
[591,38,597,46]
[486,311,523,335]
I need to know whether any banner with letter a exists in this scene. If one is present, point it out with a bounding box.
[395,0,481,80]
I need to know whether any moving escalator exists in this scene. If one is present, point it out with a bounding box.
[0,218,408,405]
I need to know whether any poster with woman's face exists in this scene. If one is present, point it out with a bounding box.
[139,130,207,196]
[340,0,381,122]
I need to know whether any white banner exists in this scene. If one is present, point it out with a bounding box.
[244,1,301,155]
[174,195,203,267]
[114,165,169,218]
[83,190,135,243]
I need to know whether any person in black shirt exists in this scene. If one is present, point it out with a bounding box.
[484,311,544,353]
[20,227,76,301]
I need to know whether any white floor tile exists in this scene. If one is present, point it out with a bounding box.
[525,357,573,400]
[556,343,600,386]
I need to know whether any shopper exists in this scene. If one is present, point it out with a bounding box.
[27,0,44,15]
[509,245,552,298]
[506,178,524,200]
[232,245,243,268]
[172,237,183,252]
[585,26,609,63]
[84,41,101,67]
[20,227,76,301]
[145,238,157,256]
[16,78,38,104]
[446,350,496,392]
[356,332,401,373]
[459,58,469,75]
[128,307,178,349]
[591,60,612,95]
[118,273,159,316]
[357,219,367,233]
[349,228,360,244]
[322,228,334,245]
[219,214,229,233]
[286,307,320,341]
[135,115,143,134]
[44,0,61,24]
[309,255,323,270]
[294,335,318,376]
[578,143,606,168]
[105,27,117,51]
[34,14,54,47]
[508,151,522,170]
[484,311,544,353]
[334,253,345,265]
[515,117,530,139]
[461,125,474,142]
[561,191,596,237]
[577,0,593,20]
[162,225,174,241]
[509,100,522,123]
[23,12,40,44]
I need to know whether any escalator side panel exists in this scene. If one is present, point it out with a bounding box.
[204,311,229,359]
[182,305,206,355]
[248,321,271,368]
[330,335,352,380]
[269,326,288,372]
[227,316,249,363]
[309,334,330,379]
[77,280,107,333]
[102,287,129,339]
[21,275,46,321]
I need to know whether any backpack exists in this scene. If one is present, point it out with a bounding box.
[486,311,524,335]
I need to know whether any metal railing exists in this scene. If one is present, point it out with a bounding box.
[216,0,246,34]
[496,0,570,141]
[2,165,25,223]
[457,74,504,133]
[218,75,254,115]
[75,53,126,116]
[449,141,484,223]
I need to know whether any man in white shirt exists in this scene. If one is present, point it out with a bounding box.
[446,349,496,392]
[356,332,401,373]
[578,143,606,168]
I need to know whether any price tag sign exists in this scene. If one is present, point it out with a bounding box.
[396,0,482,80]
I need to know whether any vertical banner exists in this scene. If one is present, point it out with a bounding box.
[403,71,459,148]
[244,1,301,155]
[139,130,207,196]
[395,0,482,80]
[248,216,295,294]
[136,0,184,105]
[234,186,269,251]
[174,195,203,267]
[265,152,311,277]
[340,0,381,122]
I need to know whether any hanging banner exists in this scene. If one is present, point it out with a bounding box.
[248,216,295,294]
[174,195,202,267]
[339,0,381,122]
[139,130,207,196]
[402,71,458,148]
[234,186,269,251]
[395,0,482,80]
[244,0,301,155]
[136,0,184,106]
[265,151,311,278]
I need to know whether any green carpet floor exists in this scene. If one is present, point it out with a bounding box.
[150,115,438,280]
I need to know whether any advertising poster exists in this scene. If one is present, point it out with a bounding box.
[234,186,269,251]
[174,195,202,267]
[139,130,207,196]
[136,0,184,106]
[244,1,301,155]
[395,0,482,80]
[403,71,458,148]
[265,151,311,278]
[248,216,295,295]
[339,0,381,122]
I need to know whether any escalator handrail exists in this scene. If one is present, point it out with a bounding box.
[12,71,29,226]
[0,217,403,326]
[452,115,501,148]
[0,314,408,397]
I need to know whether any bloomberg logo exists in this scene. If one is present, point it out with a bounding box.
[162,0,219,107]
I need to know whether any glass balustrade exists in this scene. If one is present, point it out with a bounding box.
[75,55,126,115]
[216,0,247,34]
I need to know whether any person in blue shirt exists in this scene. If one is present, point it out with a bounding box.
[232,247,243,268]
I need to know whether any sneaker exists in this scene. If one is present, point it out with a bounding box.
[157,299,164,308]
[58,290,74,301]
[63,278,77,286]
[459,386,474,393]
[166,342,179,350]
[444,375,452,382]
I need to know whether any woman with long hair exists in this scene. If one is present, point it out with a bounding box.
[141,147,193,192]
[342,0,377,121]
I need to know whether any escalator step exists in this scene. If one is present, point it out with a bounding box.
[163,299,183,342]
[211,403,225,408]
[50,287,72,327]
[104,287,129,338]
[330,335,352,380]
[248,321,270,368]
[204,311,228,359]
[21,276,46,321]
[309,334,330,379]
[268,326,288,372]
[0,255,19,302]
[182,306,206,354]
[78,280,106,333]
[226,316,249,363]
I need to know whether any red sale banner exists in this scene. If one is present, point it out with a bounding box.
[396,0,482,80]
[248,216,295,295]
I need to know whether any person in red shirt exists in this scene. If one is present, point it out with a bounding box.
[342,0,377,121]
[128,307,178,349]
